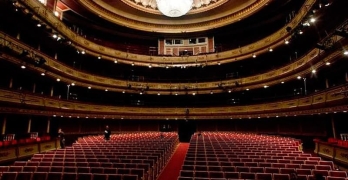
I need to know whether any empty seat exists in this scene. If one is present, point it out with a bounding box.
[326,176,347,180]
[256,173,272,180]
[264,167,279,173]
[240,172,255,179]
[37,166,50,172]
[1,172,18,180]
[77,173,92,180]
[301,164,316,169]
[312,169,329,176]
[32,172,48,180]
[16,172,32,180]
[122,175,138,180]
[23,166,37,172]
[209,171,224,178]
[245,162,258,167]
[280,168,296,174]
[93,174,109,180]
[319,161,334,169]
[222,166,235,172]
[50,166,64,172]
[62,173,77,180]
[286,164,301,169]
[195,166,208,171]
[47,172,63,180]
[250,167,264,173]
[273,173,290,180]
[9,166,23,172]
[329,171,347,177]
[224,172,239,179]
[316,165,332,170]
[296,169,312,175]
[180,170,194,177]
[236,166,249,172]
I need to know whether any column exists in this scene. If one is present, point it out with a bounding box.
[9,78,13,88]
[50,86,54,97]
[326,78,329,88]
[32,83,36,93]
[1,117,6,135]
[27,118,32,133]
[331,115,336,139]
[47,118,51,134]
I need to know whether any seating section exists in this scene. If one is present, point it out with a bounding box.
[178,132,347,180]
[0,132,179,180]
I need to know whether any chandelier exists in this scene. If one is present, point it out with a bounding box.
[156,0,193,17]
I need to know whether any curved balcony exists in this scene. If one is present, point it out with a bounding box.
[0,84,346,119]
[15,0,316,67]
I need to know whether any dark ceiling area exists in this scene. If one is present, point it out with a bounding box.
[0,0,347,108]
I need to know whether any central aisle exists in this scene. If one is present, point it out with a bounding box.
[157,143,189,180]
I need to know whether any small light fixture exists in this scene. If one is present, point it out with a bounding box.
[252,54,256,58]
[149,64,152,68]
[157,93,160,96]
[218,62,221,65]
[166,66,169,69]
[312,69,316,73]
[132,63,134,66]
[264,85,268,88]
[298,30,303,34]
[71,83,75,86]
[210,91,213,94]
[54,11,59,17]
[276,116,279,118]
[310,17,316,23]
[52,34,57,39]
[297,76,302,79]
[192,92,196,96]
[81,50,85,54]
[41,72,45,76]
[281,81,285,84]
[269,48,273,52]
[285,39,289,44]
[122,90,125,93]
[37,23,41,27]
[105,89,108,92]
[56,78,61,82]
[344,50,348,55]
[88,86,91,89]
[98,56,101,59]
[246,88,249,91]
[114,60,118,63]
[21,65,26,69]
[326,62,331,65]
[175,93,178,96]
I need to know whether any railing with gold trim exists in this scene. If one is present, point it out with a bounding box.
[0,84,347,119]
[16,0,316,66]
[1,31,346,95]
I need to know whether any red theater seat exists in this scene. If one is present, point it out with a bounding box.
[32,172,48,180]
[1,172,18,180]
[77,173,92,180]
[273,173,290,180]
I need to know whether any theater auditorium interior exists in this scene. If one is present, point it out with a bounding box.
[0,0,348,179]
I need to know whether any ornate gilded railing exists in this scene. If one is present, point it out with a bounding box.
[0,84,347,119]
[16,0,316,66]
[1,31,346,95]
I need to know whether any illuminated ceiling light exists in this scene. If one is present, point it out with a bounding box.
[61,115,63,117]
[71,83,75,86]
[218,62,221,65]
[344,111,347,113]
[37,23,41,27]
[325,62,331,65]
[21,65,26,69]
[281,81,285,84]
[246,88,249,91]
[54,11,59,17]
[344,50,348,55]
[175,93,178,96]
[122,90,125,93]
[41,72,45,76]
[156,0,193,17]
[88,86,91,89]
[97,56,101,59]
[149,64,152,68]
[276,116,279,118]
[132,63,134,66]
[56,78,60,82]
[166,66,169,69]
[310,17,316,23]
[52,34,57,39]
[114,60,118,63]
[303,21,310,27]
[264,85,268,88]
[210,91,213,94]
[297,76,302,80]
[258,117,260,119]
[312,69,316,73]
[140,91,143,95]
[228,90,231,93]
[157,93,160,96]
[252,54,256,58]
[285,39,289,44]
[298,30,303,34]
[192,92,196,96]
[81,50,85,54]
[105,89,108,92]
[269,48,273,52]
[86,116,89,118]
[53,115,56,117]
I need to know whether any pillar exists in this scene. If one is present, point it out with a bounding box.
[326,78,329,88]
[331,115,336,139]
[9,78,13,88]
[32,83,36,93]
[1,117,6,135]
[47,118,51,134]
[27,118,32,133]
[50,86,54,97]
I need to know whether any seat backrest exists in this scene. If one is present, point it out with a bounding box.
[62,173,77,180]
[1,172,18,180]
[329,170,347,177]
[32,172,48,180]
[77,173,92,180]
[47,172,63,180]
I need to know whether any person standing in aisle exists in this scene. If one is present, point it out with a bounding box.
[104,125,111,140]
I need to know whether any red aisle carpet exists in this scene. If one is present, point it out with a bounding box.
[157,143,189,180]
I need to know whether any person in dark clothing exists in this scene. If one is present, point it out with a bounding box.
[104,125,111,140]
[58,128,65,148]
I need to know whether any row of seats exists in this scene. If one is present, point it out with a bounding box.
[178,175,348,180]
[181,165,341,174]
[0,166,144,179]
[0,172,137,180]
